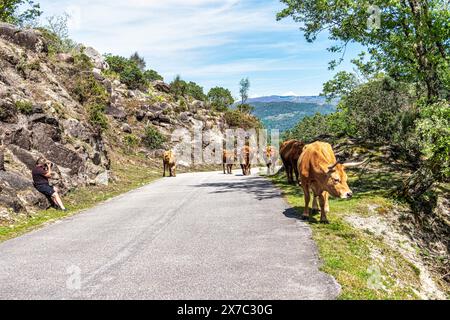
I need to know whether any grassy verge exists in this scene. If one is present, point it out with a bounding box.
[0,156,160,243]
[270,169,425,300]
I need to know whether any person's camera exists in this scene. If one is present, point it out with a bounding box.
[44,162,54,171]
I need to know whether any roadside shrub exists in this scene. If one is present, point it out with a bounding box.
[15,100,33,115]
[416,100,450,180]
[142,126,166,149]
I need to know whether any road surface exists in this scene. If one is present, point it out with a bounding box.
[0,170,340,300]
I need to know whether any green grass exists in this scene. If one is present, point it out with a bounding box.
[0,159,160,243]
[270,169,424,300]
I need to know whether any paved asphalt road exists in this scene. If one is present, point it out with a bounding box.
[0,170,340,300]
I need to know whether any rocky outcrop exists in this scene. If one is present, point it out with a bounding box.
[0,25,228,219]
[0,23,48,53]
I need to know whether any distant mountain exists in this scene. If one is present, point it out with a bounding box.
[247,95,339,106]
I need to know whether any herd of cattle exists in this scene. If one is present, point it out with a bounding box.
[163,140,363,223]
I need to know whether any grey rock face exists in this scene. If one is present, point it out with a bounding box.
[152,80,170,93]
[0,23,48,53]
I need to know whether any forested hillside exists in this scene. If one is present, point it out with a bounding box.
[251,101,336,132]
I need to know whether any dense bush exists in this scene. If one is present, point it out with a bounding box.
[73,74,109,106]
[207,87,234,112]
[142,126,166,149]
[104,54,164,90]
[415,100,450,180]
[224,110,262,130]
[87,104,108,131]
[170,76,206,101]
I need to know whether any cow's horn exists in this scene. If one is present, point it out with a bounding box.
[343,160,369,168]
[328,162,339,170]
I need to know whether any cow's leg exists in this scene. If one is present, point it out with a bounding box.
[302,183,311,219]
[163,162,166,177]
[312,195,319,214]
[173,166,177,177]
[319,192,330,224]
[294,165,300,185]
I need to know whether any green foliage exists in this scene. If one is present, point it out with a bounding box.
[415,100,450,180]
[124,134,140,149]
[104,54,145,90]
[186,81,206,101]
[143,69,163,82]
[207,87,234,112]
[129,52,146,71]
[224,110,262,130]
[73,73,109,106]
[169,76,206,101]
[105,54,164,91]
[14,100,33,114]
[39,13,77,54]
[142,126,166,149]
[86,103,108,131]
[236,103,254,114]
[322,71,360,100]
[0,0,42,26]
[277,0,449,101]
[239,77,250,105]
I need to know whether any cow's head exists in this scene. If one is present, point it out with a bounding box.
[325,161,364,199]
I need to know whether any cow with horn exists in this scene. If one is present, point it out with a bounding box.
[298,141,366,224]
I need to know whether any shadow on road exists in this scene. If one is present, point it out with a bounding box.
[193,176,282,201]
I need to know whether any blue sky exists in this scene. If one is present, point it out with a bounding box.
[37,0,362,98]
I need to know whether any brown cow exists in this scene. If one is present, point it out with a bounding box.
[298,141,362,224]
[280,140,305,184]
[163,151,176,177]
[263,146,278,175]
[222,150,235,175]
[240,146,253,176]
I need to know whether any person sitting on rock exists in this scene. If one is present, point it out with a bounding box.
[32,158,67,212]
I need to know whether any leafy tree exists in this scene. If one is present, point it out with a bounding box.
[239,77,250,105]
[0,0,42,26]
[186,81,206,101]
[104,54,145,90]
[170,75,188,98]
[207,87,234,111]
[41,13,77,53]
[130,52,146,71]
[322,71,361,100]
[143,69,163,82]
[277,0,450,101]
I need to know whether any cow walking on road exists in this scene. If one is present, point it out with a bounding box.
[223,150,235,175]
[264,146,278,175]
[240,146,254,176]
[298,141,363,224]
[163,151,177,177]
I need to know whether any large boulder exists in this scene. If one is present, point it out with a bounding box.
[106,105,127,121]
[152,81,171,93]
[0,23,47,53]
[0,99,18,123]
[32,123,83,174]
[82,46,109,70]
